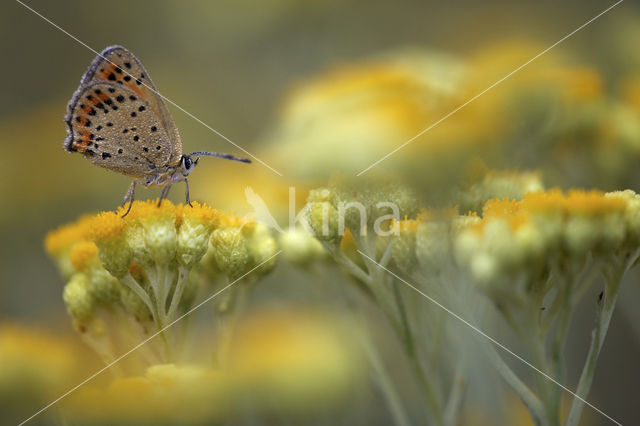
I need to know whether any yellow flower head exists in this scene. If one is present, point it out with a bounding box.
[455,188,639,286]
[89,211,132,278]
[207,215,278,280]
[246,223,279,277]
[278,227,327,266]
[520,189,566,214]
[206,214,254,279]
[123,200,178,266]
[90,211,126,241]
[229,309,362,414]
[564,189,626,216]
[0,323,76,422]
[306,187,341,242]
[44,214,93,257]
[458,170,544,214]
[69,240,99,272]
[64,364,227,424]
[606,190,640,245]
[44,214,94,278]
[175,202,219,267]
[562,190,627,255]
[263,50,466,178]
[218,211,254,229]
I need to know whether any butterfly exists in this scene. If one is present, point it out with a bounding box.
[63,45,251,216]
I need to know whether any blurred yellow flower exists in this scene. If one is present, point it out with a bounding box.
[0,323,79,423]
[457,169,544,214]
[228,308,363,415]
[64,363,228,425]
[262,50,467,178]
[455,189,637,286]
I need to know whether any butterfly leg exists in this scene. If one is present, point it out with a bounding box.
[158,184,172,207]
[121,181,137,218]
[182,178,192,207]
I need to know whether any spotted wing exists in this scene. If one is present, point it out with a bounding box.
[65,81,176,178]
[64,45,182,158]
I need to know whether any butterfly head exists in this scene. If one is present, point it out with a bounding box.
[179,154,199,177]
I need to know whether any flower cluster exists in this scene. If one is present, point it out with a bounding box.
[305,175,418,242]
[448,189,640,425]
[45,200,278,366]
[457,169,544,214]
[454,189,640,287]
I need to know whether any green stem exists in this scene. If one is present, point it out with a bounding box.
[121,273,156,323]
[356,318,412,426]
[167,266,190,321]
[564,265,623,426]
[215,282,249,367]
[443,364,466,426]
[350,234,442,423]
[394,280,442,423]
[486,344,546,424]
[529,302,555,426]
[352,236,403,334]
[148,264,173,361]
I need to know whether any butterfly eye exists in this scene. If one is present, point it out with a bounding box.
[183,156,192,170]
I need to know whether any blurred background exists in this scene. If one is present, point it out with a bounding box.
[2,0,640,424]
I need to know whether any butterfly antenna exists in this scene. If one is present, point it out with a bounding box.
[188,151,251,163]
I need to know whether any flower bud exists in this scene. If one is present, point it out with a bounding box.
[90,212,132,278]
[176,202,218,268]
[210,227,250,280]
[279,227,326,265]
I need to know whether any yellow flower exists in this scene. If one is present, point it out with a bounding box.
[176,202,219,267]
[64,363,228,425]
[563,190,626,255]
[261,51,466,178]
[229,309,362,415]
[306,187,341,242]
[458,169,544,214]
[63,273,95,324]
[455,189,640,286]
[209,226,251,279]
[44,214,94,278]
[89,211,131,278]
[207,217,279,280]
[69,240,100,272]
[606,190,640,245]
[306,176,418,242]
[0,323,77,423]
[246,223,279,276]
[125,200,178,266]
[47,201,276,370]
[278,226,327,266]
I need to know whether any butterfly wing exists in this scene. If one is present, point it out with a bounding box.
[65,81,176,178]
[64,45,182,161]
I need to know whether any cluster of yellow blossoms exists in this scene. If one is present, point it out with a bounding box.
[455,189,640,287]
[41,201,367,424]
[302,171,640,426]
[45,200,278,365]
